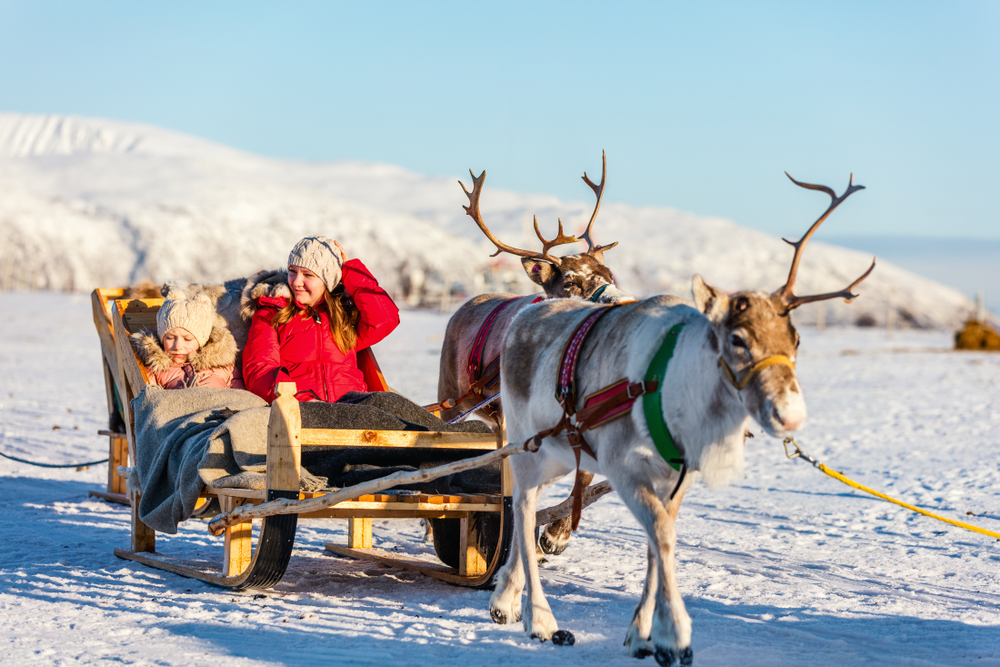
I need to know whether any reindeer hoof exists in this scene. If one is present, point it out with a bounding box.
[490,607,521,625]
[653,646,692,666]
[538,532,568,556]
[654,648,676,666]
[552,630,575,646]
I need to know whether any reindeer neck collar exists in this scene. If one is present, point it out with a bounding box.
[717,355,796,391]
[588,284,609,302]
[642,324,686,472]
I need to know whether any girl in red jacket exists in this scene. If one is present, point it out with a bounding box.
[242,236,400,403]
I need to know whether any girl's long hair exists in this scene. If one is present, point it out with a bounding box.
[271,286,359,352]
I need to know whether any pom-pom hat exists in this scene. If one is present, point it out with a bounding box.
[156,294,214,348]
[287,236,344,293]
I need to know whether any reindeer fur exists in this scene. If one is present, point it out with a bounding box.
[490,277,808,665]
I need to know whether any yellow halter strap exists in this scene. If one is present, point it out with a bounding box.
[718,355,796,391]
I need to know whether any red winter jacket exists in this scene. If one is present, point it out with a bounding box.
[243,258,400,403]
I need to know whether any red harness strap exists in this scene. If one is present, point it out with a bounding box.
[526,304,657,531]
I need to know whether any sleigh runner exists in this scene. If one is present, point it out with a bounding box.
[104,294,515,589]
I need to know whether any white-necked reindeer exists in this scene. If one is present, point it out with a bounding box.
[489,173,875,666]
[436,153,633,555]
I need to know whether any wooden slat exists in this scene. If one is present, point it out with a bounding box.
[324,545,489,586]
[114,549,242,588]
[300,429,498,450]
[88,490,128,505]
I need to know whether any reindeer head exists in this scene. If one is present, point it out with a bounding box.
[461,152,627,303]
[693,173,876,438]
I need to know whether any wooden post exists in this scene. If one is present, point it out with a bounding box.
[347,518,372,549]
[110,436,128,495]
[130,497,156,553]
[222,497,253,576]
[266,382,301,494]
[459,516,486,576]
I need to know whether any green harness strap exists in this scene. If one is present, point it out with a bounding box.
[642,323,685,471]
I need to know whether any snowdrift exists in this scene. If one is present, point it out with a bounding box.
[0,113,975,327]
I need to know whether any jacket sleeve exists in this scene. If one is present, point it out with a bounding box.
[342,258,400,351]
[242,307,292,403]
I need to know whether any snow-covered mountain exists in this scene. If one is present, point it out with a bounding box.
[0,113,976,327]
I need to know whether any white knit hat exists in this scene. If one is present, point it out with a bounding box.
[287,236,344,293]
[156,294,214,348]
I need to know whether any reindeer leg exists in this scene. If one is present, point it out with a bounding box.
[618,483,692,666]
[518,480,572,645]
[489,512,524,625]
[539,471,594,555]
[624,543,657,658]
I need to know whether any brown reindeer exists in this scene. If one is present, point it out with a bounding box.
[434,153,633,556]
[489,173,875,665]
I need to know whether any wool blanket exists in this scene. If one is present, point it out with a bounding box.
[129,387,496,534]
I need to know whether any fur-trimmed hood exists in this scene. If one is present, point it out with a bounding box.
[131,324,238,372]
[238,268,291,322]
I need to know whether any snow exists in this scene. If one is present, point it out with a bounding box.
[2,291,999,666]
[0,113,977,327]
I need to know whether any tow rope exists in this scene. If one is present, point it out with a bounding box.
[0,448,108,469]
[784,437,1000,540]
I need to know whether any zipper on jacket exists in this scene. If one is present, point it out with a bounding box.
[317,313,328,402]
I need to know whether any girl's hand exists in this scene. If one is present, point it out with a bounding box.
[333,240,349,264]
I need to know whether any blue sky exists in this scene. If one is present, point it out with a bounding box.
[1,1,998,241]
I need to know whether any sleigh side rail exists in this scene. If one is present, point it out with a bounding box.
[88,288,129,504]
[108,297,512,590]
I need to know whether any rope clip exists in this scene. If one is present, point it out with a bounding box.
[783,437,820,468]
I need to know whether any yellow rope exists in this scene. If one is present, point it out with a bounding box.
[784,438,1000,540]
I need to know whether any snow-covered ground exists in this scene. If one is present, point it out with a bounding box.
[2,291,999,666]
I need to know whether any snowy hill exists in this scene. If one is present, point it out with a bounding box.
[0,113,976,327]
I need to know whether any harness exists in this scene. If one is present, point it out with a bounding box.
[464,298,519,425]
[717,354,796,391]
[426,295,544,420]
[526,307,687,531]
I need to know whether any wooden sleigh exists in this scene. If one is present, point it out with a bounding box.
[102,294,513,590]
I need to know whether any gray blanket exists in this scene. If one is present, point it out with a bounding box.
[130,387,496,534]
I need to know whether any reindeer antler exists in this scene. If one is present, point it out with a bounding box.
[578,150,618,256]
[532,217,579,264]
[776,172,876,310]
[460,169,579,265]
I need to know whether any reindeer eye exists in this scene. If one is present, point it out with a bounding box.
[735,297,750,312]
[730,334,747,349]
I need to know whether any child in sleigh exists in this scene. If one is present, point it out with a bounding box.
[132,294,244,390]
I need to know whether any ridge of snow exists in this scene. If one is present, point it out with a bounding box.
[0,112,976,328]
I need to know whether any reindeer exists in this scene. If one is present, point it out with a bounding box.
[435,153,633,556]
[489,173,875,666]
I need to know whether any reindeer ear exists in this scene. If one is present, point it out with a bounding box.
[521,258,557,286]
[587,242,617,266]
[692,275,729,324]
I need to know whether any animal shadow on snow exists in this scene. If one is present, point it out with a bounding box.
[6,477,1000,665]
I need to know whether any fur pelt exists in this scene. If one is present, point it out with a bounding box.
[159,269,290,350]
[131,324,238,373]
